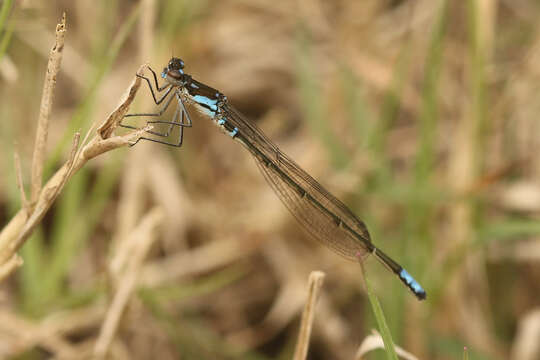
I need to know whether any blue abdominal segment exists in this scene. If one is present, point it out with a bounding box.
[229,127,238,138]
[399,269,426,299]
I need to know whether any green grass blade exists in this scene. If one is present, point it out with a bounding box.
[294,25,349,169]
[362,263,398,360]
[19,230,46,316]
[0,0,14,61]
[0,0,13,31]
[39,156,124,306]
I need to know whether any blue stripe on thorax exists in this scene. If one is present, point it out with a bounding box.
[192,95,218,111]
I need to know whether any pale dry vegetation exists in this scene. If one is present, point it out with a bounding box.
[0,1,539,359]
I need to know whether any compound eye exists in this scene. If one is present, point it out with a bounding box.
[168,57,184,70]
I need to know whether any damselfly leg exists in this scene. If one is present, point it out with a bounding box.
[120,67,192,147]
[142,67,171,99]
[143,94,192,147]
[128,97,191,147]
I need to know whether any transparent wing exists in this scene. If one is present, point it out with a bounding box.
[222,105,373,261]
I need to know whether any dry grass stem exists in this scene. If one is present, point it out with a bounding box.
[0,55,18,83]
[109,150,151,289]
[0,254,23,282]
[30,13,66,204]
[312,296,353,357]
[239,279,306,346]
[0,60,150,280]
[139,0,156,63]
[14,151,29,211]
[293,271,326,360]
[0,310,79,359]
[145,154,191,251]
[40,302,107,337]
[97,64,146,139]
[10,133,80,258]
[510,309,540,360]
[93,208,164,359]
[355,330,419,360]
[447,1,500,357]
[227,269,306,348]
[227,240,311,348]
[110,146,148,281]
[0,209,28,264]
[2,2,539,358]
[140,235,262,287]
[488,239,540,262]
[0,303,107,359]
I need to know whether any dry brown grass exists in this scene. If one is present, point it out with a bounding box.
[0,1,539,359]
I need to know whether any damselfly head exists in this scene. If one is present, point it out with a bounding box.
[161,57,185,80]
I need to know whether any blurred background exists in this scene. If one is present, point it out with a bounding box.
[1,0,539,359]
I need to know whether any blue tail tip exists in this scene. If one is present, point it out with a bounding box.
[399,269,427,300]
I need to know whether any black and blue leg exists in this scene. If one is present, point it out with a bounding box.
[120,66,193,147]
[125,93,193,147]
[139,66,172,103]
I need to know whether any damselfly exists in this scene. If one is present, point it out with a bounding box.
[121,57,427,300]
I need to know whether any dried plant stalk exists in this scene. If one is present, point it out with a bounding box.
[510,309,540,360]
[97,63,147,139]
[30,13,66,204]
[14,151,29,211]
[355,330,419,360]
[93,208,163,359]
[139,0,156,63]
[0,309,79,359]
[0,61,149,279]
[0,254,23,282]
[140,235,262,287]
[0,208,28,265]
[0,311,78,359]
[293,271,325,360]
[0,303,107,359]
